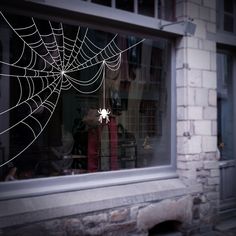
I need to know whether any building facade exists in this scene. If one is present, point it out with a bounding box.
[0,0,235,235]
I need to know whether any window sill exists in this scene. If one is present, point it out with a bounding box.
[0,176,202,229]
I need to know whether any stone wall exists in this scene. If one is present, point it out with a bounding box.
[176,0,219,234]
[1,195,193,236]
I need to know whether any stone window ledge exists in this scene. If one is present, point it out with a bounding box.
[0,178,202,229]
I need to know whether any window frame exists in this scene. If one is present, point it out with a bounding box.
[0,1,177,200]
[217,48,236,162]
[217,0,236,34]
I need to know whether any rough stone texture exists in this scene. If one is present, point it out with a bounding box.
[137,196,192,231]
[176,0,219,235]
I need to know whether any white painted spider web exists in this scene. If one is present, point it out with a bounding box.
[0,12,145,167]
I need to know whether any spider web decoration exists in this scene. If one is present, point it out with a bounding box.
[0,12,145,168]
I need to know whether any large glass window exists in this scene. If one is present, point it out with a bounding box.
[0,12,172,181]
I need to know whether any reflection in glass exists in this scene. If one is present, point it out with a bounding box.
[116,0,134,12]
[224,15,234,32]
[217,53,234,160]
[0,12,172,181]
[138,0,155,17]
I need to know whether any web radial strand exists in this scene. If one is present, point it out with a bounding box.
[0,79,62,168]
[0,74,60,116]
[65,28,88,71]
[0,12,60,72]
[66,35,119,73]
[0,75,61,137]
[60,23,65,70]
[63,27,80,70]
[48,21,64,70]
[33,18,62,71]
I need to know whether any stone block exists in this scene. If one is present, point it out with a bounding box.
[202,136,217,152]
[207,177,220,185]
[177,106,188,121]
[177,87,187,106]
[189,161,204,170]
[208,89,216,106]
[188,49,210,70]
[177,161,189,170]
[188,136,202,154]
[109,208,129,223]
[82,213,108,226]
[206,192,219,201]
[137,196,192,230]
[194,120,211,135]
[187,37,199,49]
[204,161,219,169]
[203,107,217,120]
[178,154,200,161]
[199,39,216,52]
[202,71,217,89]
[195,88,208,106]
[200,6,210,21]
[211,121,217,135]
[178,169,197,179]
[194,19,207,39]
[188,87,196,105]
[210,52,217,71]
[130,206,139,220]
[188,106,203,120]
[177,137,188,154]
[177,121,190,136]
[187,69,202,87]
[176,48,184,69]
[210,169,220,177]
[176,69,186,87]
[210,9,216,23]
[206,22,216,33]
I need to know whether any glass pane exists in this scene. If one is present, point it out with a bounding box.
[91,0,112,7]
[158,0,175,21]
[0,12,172,181]
[116,0,134,12]
[224,14,234,32]
[138,0,155,17]
[224,0,234,13]
[217,53,234,160]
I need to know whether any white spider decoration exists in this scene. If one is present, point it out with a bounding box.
[98,108,110,124]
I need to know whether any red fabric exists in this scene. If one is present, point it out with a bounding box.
[108,117,118,170]
[87,128,101,172]
[87,117,118,172]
